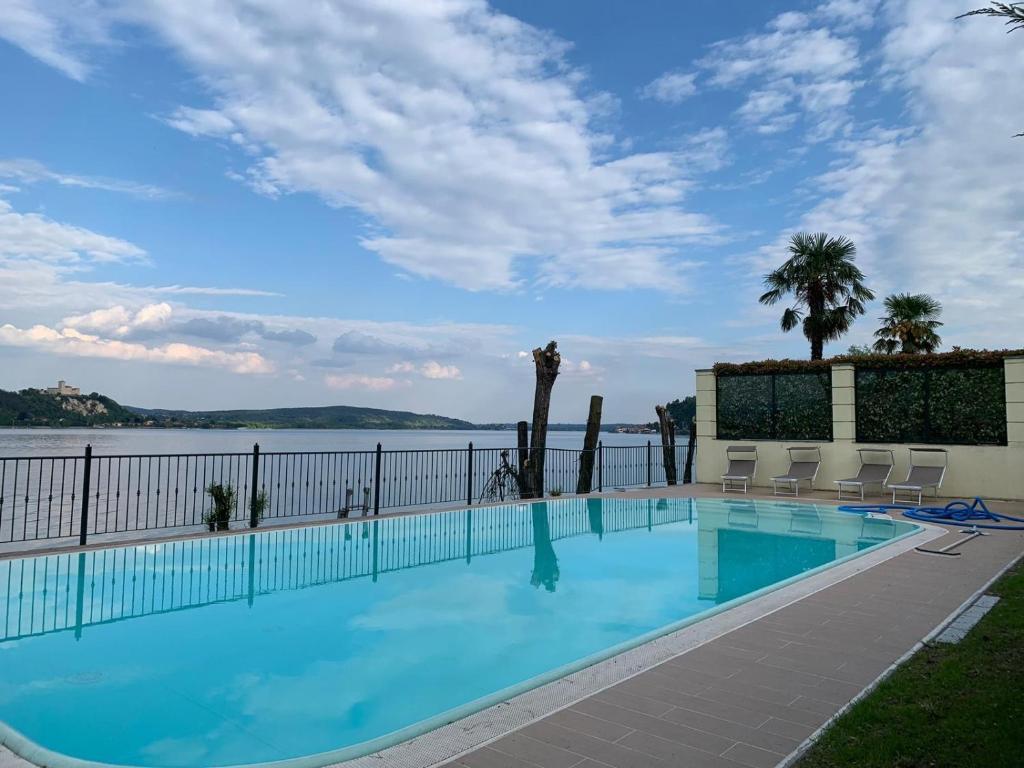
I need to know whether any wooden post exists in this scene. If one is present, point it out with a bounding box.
[466,442,474,506]
[655,405,678,485]
[576,395,603,494]
[683,418,697,484]
[529,342,561,498]
[517,420,531,498]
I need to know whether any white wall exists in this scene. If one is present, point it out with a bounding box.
[695,357,1024,501]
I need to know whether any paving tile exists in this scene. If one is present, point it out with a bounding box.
[520,721,670,768]
[704,676,800,707]
[487,733,587,768]
[593,689,675,718]
[759,717,815,742]
[615,731,749,768]
[787,695,840,719]
[696,689,824,729]
[569,698,734,755]
[660,706,799,755]
[458,746,551,768]
[664,697,771,730]
[721,742,786,768]
[547,709,634,743]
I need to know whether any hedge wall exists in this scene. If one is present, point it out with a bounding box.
[713,347,1024,376]
[856,366,1007,445]
[717,372,832,441]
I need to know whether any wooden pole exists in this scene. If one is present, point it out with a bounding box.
[655,405,678,485]
[529,341,561,498]
[517,420,531,498]
[576,395,603,494]
[683,418,697,484]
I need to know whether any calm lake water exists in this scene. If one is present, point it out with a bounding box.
[0,428,663,458]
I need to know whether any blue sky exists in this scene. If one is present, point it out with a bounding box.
[0,0,1021,422]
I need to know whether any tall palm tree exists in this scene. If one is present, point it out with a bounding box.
[759,232,875,360]
[872,293,943,354]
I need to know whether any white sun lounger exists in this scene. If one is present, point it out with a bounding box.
[835,449,894,501]
[888,448,947,505]
[721,445,757,493]
[770,446,821,497]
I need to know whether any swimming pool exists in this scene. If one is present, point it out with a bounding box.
[0,497,917,768]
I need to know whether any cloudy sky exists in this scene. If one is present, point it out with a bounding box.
[0,0,1021,422]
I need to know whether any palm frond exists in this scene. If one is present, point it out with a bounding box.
[958,3,1024,32]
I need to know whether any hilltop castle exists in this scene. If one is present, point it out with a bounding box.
[41,380,81,396]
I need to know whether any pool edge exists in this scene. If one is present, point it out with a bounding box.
[0,508,943,768]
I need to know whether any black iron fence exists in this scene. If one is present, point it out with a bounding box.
[0,442,692,549]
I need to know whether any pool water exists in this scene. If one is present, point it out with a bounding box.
[0,497,917,767]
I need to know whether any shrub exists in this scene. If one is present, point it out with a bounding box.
[205,483,236,531]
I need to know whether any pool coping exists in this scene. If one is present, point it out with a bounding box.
[0,499,939,768]
[318,518,943,768]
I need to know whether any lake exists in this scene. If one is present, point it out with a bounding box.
[0,428,665,458]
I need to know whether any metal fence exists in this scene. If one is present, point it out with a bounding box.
[0,441,692,549]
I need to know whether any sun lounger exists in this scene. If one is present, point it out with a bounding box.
[770,446,821,496]
[835,449,894,500]
[889,448,947,504]
[722,445,757,493]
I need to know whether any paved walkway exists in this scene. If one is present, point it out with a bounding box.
[440,495,1024,768]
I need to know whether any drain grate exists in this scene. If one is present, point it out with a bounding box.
[934,594,1000,644]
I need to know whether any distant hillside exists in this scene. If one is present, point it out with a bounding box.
[0,387,475,430]
[0,389,144,427]
[127,404,475,430]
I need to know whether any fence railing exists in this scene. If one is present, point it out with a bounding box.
[0,441,692,549]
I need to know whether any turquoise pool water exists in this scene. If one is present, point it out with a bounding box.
[0,497,917,768]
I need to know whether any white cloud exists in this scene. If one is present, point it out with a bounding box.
[17,0,717,293]
[639,71,698,104]
[0,198,145,264]
[324,373,406,392]
[700,8,862,140]
[0,0,98,80]
[388,360,463,380]
[64,302,173,336]
[0,322,273,374]
[420,361,462,380]
[0,158,176,200]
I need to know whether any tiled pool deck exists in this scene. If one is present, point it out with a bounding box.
[2,484,1022,768]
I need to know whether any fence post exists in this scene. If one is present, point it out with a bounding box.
[466,442,474,506]
[646,440,652,487]
[373,442,382,516]
[249,443,261,528]
[597,441,603,492]
[78,444,92,546]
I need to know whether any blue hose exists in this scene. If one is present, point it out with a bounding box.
[839,497,1024,530]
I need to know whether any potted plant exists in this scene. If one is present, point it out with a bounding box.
[205,483,236,532]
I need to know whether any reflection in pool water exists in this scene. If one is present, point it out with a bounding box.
[0,497,916,768]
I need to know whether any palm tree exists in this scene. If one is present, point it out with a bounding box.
[872,293,943,354]
[759,233,875,360]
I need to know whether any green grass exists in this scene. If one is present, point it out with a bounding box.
[798,559,1024,768]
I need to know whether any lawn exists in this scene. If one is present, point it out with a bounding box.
[797,558,1024,768]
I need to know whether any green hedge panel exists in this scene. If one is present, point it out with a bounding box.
[717,373,832,441]
[855,366,1006,445]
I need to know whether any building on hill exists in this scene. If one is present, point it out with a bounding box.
[42,380,81,396]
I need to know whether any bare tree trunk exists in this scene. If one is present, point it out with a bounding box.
[516,420,532,498]
[682,418,696,484]
[529,341,561,497]
[576,395,603,494]
[655,404,678,485]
